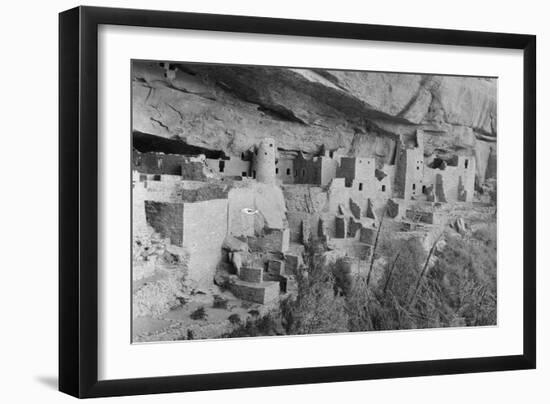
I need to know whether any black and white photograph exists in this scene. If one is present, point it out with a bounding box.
[131,60,498,342]
[0,0,545,401]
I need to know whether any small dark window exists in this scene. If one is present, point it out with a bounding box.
[242,172,247,177]
[329,151,334,158]
[412,183,416,190]
[358,183,363,191]
[382,185,386,192]
[417,166,420,170]
[286,168,291,175]
[241,152,245,160]
[265,152,268,156]
[269,143,273,147]
[422,185,426,193]
[139,174,147,182]
[275,168,279,174]
[219,160,225,173]
[464,159,469,169]
[252,170,256,179]
[302,169,305,177]
[153,174,161,181]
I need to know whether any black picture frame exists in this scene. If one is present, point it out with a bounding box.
[59,5,536,398]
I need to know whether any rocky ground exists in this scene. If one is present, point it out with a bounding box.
[132,286,276,342]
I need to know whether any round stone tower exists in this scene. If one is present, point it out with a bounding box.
[253,138,276,184]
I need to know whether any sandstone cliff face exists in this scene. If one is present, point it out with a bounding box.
[132,61,497,182]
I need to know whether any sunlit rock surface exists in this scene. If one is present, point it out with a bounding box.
[132,62,497,183]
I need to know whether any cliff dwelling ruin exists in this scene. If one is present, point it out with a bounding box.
[131,60,497,342]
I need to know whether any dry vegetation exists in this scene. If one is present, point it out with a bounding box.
[226,223,497,337]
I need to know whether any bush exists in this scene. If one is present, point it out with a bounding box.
[344,224,496,331]
[345,237,426,332]
[222,313,282,338]
[190,306,207,320]
[428,228,497,326]
[281,254,349,335]
[228,313,242,325]
[213,295,228,309]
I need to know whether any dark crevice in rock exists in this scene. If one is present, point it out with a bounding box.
[150,118,169,131]
[396,76,433,119]
[363,119,401,140]
[473,129,497,141]
[257,105,307,125]
[311,69,348,91]
[134,75,217,102]
[133,131,227,159]
[173,64,198,76]
[165,82,217,101]
[166,103,185,121]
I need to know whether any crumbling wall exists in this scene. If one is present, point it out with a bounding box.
[354,157,376,180]
[434,173,447,202]
[134,150,186,175]
[337,157,376,188]
[248,228,290,253]
[423,156,475,203]
[132,173,148,236]
[180,155,216,180]
[393,144,408,199]
[283,185,328,242]
[206,156,251,178]
[319,156,339,186]
[393,131,424,201]
[145,201,184,245]
[336,157,356,187]
[457,155,476,202]
[276,157,295,184]
[294,153,321,185]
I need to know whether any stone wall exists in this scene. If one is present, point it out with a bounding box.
[145,201,184,245]
[319,156,339,186]
[206,156,251,178]
[294,153,322,185]
[230,280,279,304]
[275,157,295,184]
[240,266,263,283]
[227,186,256,237]
[283,185,328,242]
[132,174,148,236]
[423,156,476,203]
[252,138,276,184]
[182,198,229,287]
[133,149,186,175]
[248,228,290,253]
